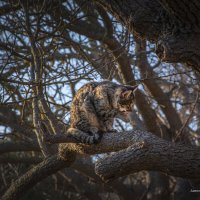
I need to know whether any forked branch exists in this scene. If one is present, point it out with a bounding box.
[2,130,200,200]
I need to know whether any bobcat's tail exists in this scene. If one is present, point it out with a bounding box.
[67,128,102,144]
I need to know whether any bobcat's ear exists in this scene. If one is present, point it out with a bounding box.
[125,85,138,92]
[125,85,138,98]
[122,90,133,99]
[120,85,138,99]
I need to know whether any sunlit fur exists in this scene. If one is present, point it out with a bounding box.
[67,81,137,144]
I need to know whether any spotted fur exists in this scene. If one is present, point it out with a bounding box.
[67,81,137,144]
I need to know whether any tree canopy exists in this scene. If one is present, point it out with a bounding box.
[98,0,200,73]
[0,1,200,200]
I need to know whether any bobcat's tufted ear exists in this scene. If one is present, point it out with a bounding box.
[122,85,138,99]
[121,90,133,99]
[125,85,138,93]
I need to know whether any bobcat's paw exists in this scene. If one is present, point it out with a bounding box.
[89,126,99,134]
[93,132,103,144]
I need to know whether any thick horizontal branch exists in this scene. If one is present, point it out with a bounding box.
[2,129,200,199]
[0,141,40,154]
[44,133,80,144]
[3,130,200,183]
[59,130,148,156]
[0,134,83,156]
[95,131,200,181]
[60,130,200,181]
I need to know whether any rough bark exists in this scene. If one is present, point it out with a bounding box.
[58,129,200,181]
[2,130,200,199]
[97,0,200,72]
[94,131,200,181]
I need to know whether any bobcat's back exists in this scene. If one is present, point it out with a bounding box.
[67,81,137,144]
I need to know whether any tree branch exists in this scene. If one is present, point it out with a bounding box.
[97,0,200,72]
[3,129,200,184]
[59,130,200,181]
[135,38,183,138]
[2,154,75,200]
[2,129,200,199]
[0,141,40,155]
[94,131,200,182]
[96,0,163,40]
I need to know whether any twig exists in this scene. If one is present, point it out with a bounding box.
[174,91,199,141]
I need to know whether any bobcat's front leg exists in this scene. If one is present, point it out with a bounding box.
[104,119,117,133]
[82,92,106,134]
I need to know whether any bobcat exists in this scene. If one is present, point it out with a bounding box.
[67,81,137,144]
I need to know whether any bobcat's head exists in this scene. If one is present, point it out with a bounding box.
[113,85,138,113]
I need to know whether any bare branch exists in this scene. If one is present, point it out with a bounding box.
[2,154,75,200]
[0,142,40,155]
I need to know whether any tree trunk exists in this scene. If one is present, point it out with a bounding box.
[97,0,200,72]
